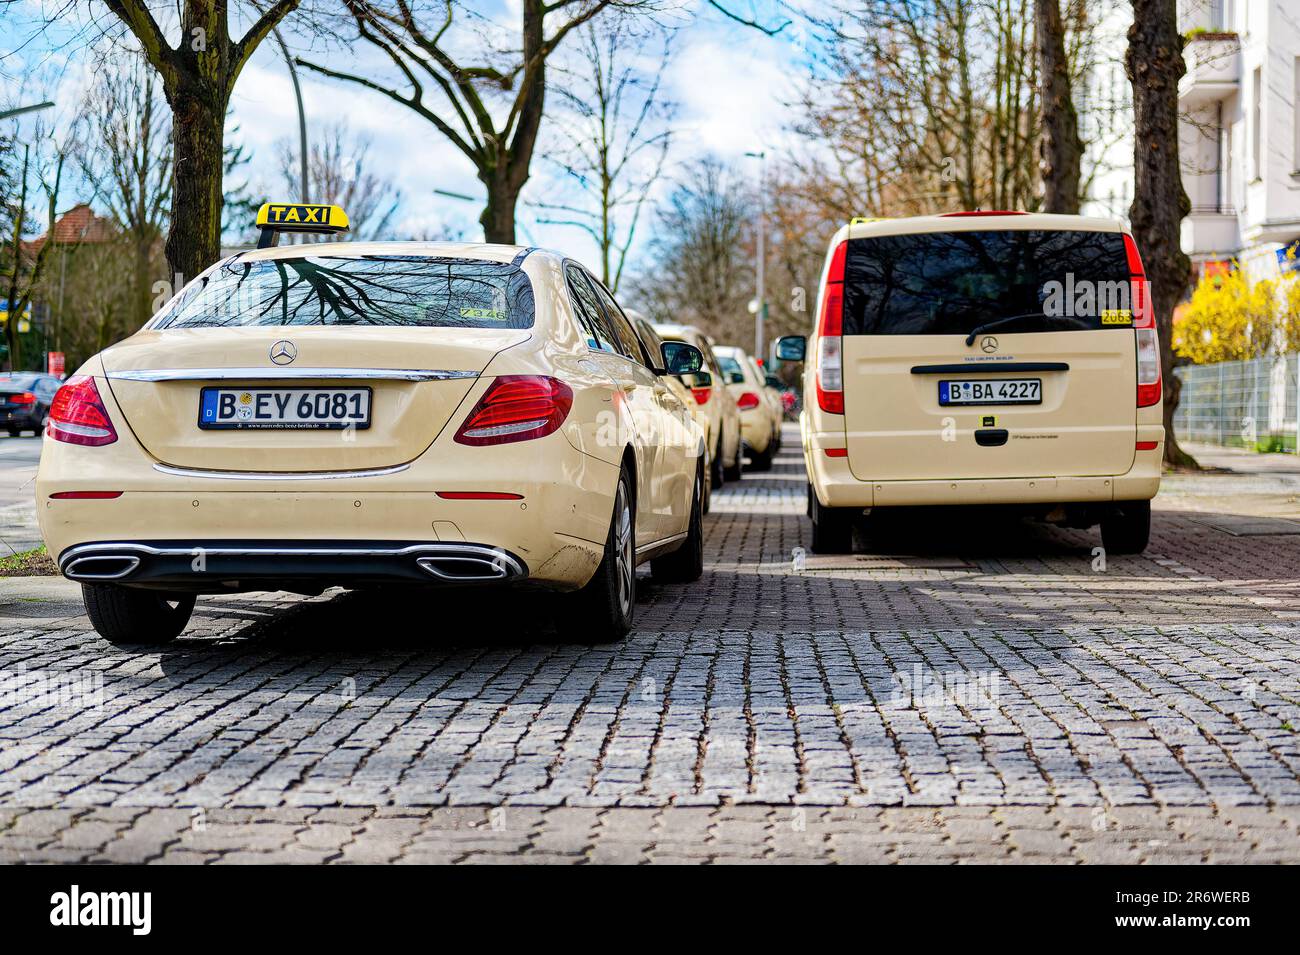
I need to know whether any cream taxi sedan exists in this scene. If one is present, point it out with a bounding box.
[37,203,708,646]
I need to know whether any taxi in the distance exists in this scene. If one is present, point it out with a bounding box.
[653,323,743,489]
[37,203,708,646]
[713,344,783,471]
[628,310,716,512]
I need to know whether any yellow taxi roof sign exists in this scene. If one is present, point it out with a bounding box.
[256,202,349,248]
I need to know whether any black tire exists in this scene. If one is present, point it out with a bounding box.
[6,428,18,438]
[747,441,773,472]
[1100,499,1151,554]
[653,465,704,584]
[570,467,635,643]
[723,435,743,482]
[82,584,195,646]
[711,435,725,489]
[809,483,854,554]
[701,449,713,516]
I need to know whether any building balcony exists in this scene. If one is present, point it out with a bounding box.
[1178,33,1240,107]
[1182,206,1239,258]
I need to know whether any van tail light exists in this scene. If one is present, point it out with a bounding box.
[47,375,118,446]
[690,386,712,405]
[454,376,573,446]
[816,241,847,415]
[736,391,761,411]
[11,391,36,405]
[1124,234,1162,408]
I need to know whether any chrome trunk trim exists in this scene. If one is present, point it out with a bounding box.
[107,367,479,382]
[151,462,411,481]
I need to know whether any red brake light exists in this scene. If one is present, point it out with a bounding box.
[1123,234,1161,408]
[49,491,123,500]
[47,375,117,446]
[816,241,846,414]
[940,210,1027,217]
[824,447,847,458]
[11,391,36,405]
[736,391,761,411]
[435,491,524,500]
[453,376,573,446]
[691,387,712,405]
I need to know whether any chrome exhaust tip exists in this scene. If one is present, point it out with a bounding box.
[64,554,142,581]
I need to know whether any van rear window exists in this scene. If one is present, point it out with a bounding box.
[842,230,1134,336]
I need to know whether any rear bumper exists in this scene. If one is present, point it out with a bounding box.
[739,409,773,452]
[805,426,1163,508]
[59,539,527,592]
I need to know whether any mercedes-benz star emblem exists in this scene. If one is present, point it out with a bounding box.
[269,340,297,365]
[980,336,999,354]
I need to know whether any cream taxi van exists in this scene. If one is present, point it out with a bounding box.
[777,212,1163,554]
[37,204,707,645]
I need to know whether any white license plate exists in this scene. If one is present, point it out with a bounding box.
[199,387,372,429]
[938,378,1041,406]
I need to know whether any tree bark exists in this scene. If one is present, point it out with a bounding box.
[164,83,227,283]
[479,174,521,244]
[1037,0,1082,213]
[1126,0,1195,467]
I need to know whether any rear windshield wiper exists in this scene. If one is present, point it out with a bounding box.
[964,313,1047,346]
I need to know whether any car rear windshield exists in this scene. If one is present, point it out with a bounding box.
[842,229,1134,336]
[155,255,535,330]
[715,355,744,379]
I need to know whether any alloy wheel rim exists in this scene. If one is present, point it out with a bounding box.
[614,482,633,616]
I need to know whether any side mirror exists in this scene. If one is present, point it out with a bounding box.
[728,371,745,385]
[775,335,806,362]
[765,374,782,389]
[661,340,704,375]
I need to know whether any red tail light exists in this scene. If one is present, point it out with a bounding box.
[1123,234,1161,408]
[940,210,1027,217]
[816,241,847,415]
[47,375,117,446]
[453,376,573,446]
[736,391,761,411]
[11,391,36,405]
[691,387,712,405]
[49,491,123,500]
[436,491,524,500]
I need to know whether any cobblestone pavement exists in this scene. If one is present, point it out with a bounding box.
[3,425,1300,863]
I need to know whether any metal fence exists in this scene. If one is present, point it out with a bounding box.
[1173,354,1299,452]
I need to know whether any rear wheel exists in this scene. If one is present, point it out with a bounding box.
[711,436,725,489]
[570,468,635,643]
[1100,499,1151,554]
[82,584,195,646]
[723,434,744,482]
[809,483,854,554]
[653,466,704,583]
[747,441,773,472]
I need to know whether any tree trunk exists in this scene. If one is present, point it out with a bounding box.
[480,175,519,244]
[3,147,29,372]
[1127,0,1195,468]
[165,84,226,284]
[1037,0,1082,213]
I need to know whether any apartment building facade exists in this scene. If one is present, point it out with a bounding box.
[1082,0,1300,283]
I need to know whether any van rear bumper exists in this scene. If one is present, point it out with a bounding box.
[806,434,1162,508]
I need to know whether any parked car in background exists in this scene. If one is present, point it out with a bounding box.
[1,372,61,436]
[713,344,782,470]
[629,311,716,513]
[778,211,1163,554]
[654,323,743,488]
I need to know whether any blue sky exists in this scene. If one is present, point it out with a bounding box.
[1,0,811,276]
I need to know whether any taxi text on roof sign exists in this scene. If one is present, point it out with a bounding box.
[255,202,350,248]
